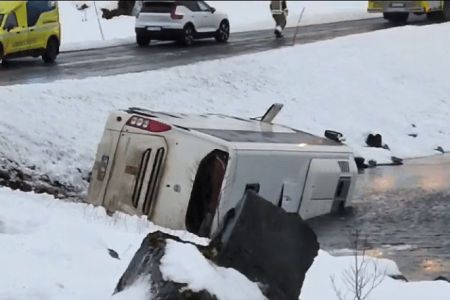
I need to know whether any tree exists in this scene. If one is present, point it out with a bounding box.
[330,221,385,300]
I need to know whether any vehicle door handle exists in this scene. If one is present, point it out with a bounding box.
[16,31,21,34]
[30,29,34,31]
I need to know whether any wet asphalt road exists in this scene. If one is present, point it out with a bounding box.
[0,15,431,86]
[308,154,450,281]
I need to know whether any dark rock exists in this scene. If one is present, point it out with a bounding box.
[368,160,377,168]
[366,134,383,148]
[382,144,390,150]
[354,157,367,169]
[408,133,418,138]
[0,169,10,181]
[389,274,409,282]
[412,124,416,128]
[435,146,445,153]
[34,183,60,196]
[114,231,218,300]
[391,156,403,165]
[15,169,25,181]
[8,180,32,192]
[108,248,120,260]
[210,190,320,300]
[81,171,92,183]
[434,276,450,283]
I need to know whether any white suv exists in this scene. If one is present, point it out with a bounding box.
[135,1,230,46]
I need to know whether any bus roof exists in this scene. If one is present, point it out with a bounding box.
[126,107,343,147]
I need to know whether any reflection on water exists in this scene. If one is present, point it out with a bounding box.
[354,154,450,197]
[309,154,450,281]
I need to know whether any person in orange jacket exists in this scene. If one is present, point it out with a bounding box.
[270,1,288,38]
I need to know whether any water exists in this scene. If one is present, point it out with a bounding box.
[307,154,450,281]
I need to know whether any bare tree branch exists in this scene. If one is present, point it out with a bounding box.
[329,220,386,300]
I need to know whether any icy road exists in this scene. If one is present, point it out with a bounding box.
[0,15,432,86]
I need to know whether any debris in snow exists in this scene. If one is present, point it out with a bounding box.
[435,146,445,153]
[0,157,86,202]
[409,133,418,138]
[391,156,403,165]
[390,274,409,282]
[354,157,367,170]
[76,3,89,10]
[368,160,377,168]
[108,248,120,260]
[366,133,383,148]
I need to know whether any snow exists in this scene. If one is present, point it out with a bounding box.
[160,240,267,300]
[2,21,450,188]
[302,250,450,300]
[59,1,136,52]
[1,187,450,300]
[60,1,375,51]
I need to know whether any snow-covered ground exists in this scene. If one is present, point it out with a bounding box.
[60,1,376,51]
[1,20,449,188]
[1,187,450,300]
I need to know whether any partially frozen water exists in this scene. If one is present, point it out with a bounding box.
[307,154,450,281]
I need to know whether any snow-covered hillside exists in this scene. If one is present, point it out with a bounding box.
[1,21,449,189]
[1,187,450,300]
[60,1,376,51]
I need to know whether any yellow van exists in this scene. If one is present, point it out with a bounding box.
[0,1,61,63]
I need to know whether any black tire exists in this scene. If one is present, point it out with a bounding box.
[445,1,450,20]
[136,34,151,47]
[215,20,230,43]
[0,43,4,65]
[42,38,59,63]
[179,24,194,46]
[383,12,409,24]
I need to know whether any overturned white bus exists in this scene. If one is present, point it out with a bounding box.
[87,104,358,237]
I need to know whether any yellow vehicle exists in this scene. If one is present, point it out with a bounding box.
[0,1,61,64]
[367,1,450,23]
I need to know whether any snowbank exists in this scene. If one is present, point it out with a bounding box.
[1,21,449,187]
[212,1,377,31]
[1,187,450,300]
[60,1,375,51]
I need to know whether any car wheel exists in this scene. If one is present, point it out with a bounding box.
[0,43,5,65]
[180,24,194,46]
[215,20,230,43]
[42,38,59,63]
[136,34,151,47]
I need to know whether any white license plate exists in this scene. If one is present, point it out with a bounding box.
[391,3,405,7]
[147,26,161,31]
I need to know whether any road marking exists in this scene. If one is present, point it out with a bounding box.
[58,55,135,67]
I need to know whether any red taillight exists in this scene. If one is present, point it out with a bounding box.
[170,9,183,19]
[126,116,172,133]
